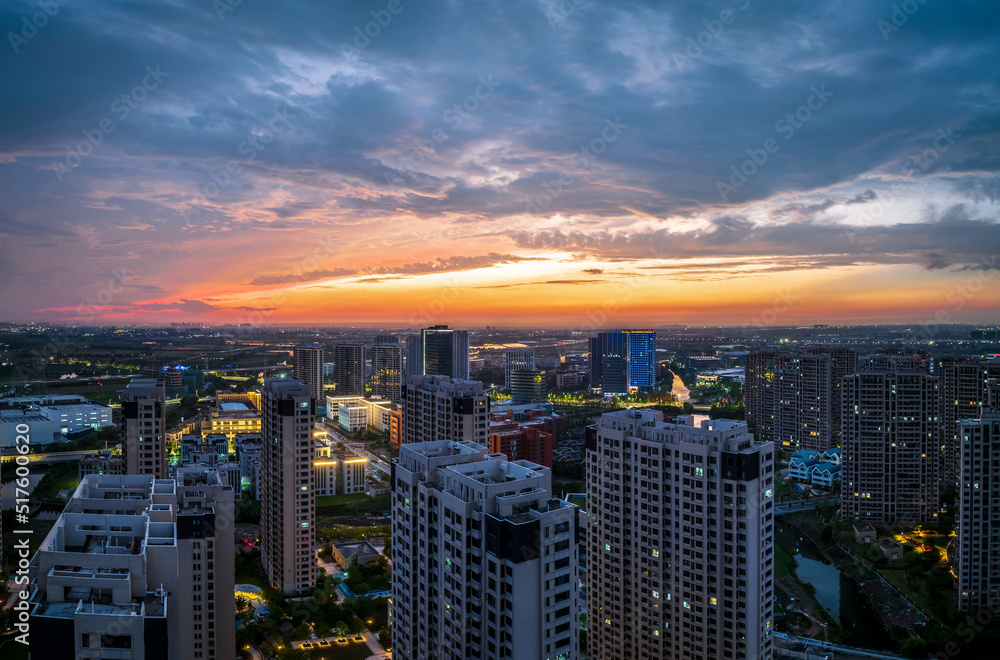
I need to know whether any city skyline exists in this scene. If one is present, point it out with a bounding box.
[2,1,999,326]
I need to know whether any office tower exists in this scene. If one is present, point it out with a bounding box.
[391,441,580,660]
[27,467,235,660]
[405,334,423,377]
[122,378,167,479]
[334,342,365,396]
[624,329,657,388]
[504,349,535,389]
[840,371,940,523]
[510,369,546,405]
[372,336,405,402]
[402,375,489,446]
[421,325,470,380]
[587,410,775,660]
[956,380,1000,611]
[293,344,325,403]
[260,378,316,595]
[588,329,656,396]
[745,347,858,452]
[940,358,1000,488]
[589,332,626,395]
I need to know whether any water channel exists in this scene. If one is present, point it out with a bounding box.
[775,520,896,650]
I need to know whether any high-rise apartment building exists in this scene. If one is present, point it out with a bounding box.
[940,358,1000,487]
[745,347,858,451]
[372,335,405,402]
[421,325,470,380]
[27,467,235,660]
[405,334,422,378]
[260,378,316,594]
[840,371,940,523]
[402,375,489,446]
[334,343,365,396]
[504,349,535,389]
[391,441,581,660]
[956,379,1000,611]
[588,330,656,396]
[122,378,167,479]
[587,410,775,660]
[293,344,325,403]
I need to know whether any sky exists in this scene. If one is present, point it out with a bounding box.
[1,0,999,328]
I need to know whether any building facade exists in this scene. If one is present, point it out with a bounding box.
[27,468,235,660]
[840,372,940,523]
[122,378,167,479]
[314,440,368,496]
[421,325,470,380]
[587,410,775,660]
[504,349,535,389]
[372,337,405,402]
[956,380,1000,611]
[293,344,325,403]
[334,343,365,396]
[588,330,657,396]
[260,379,316,595]
[391,441,581,660]
[745,347,858,452]
[402,375,489,446]
[941,358,1000,488]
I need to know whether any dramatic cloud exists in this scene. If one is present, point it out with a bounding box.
[1,0,998,324]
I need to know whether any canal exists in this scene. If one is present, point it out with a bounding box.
[775,520,896,650]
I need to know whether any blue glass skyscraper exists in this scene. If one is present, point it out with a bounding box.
[589,329,656,395]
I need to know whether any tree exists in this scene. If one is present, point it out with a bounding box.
[901,637,928,657]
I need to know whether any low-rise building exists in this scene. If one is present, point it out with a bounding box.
[853,522,876,544]
[314,440,367,496]
[338,403,368,433]
[78,450,124,480]
[37,403,114,434]
[877,538,904,561]
[331,540,381,570]
[1,410,55,450]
